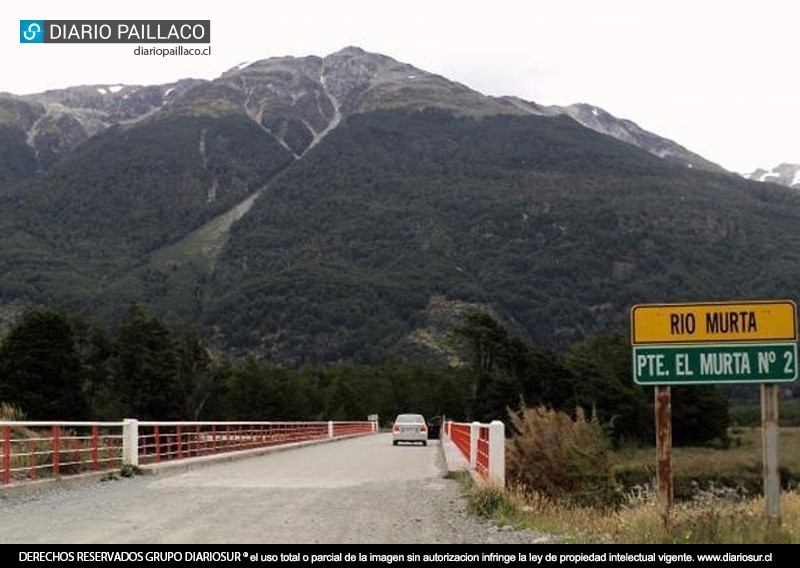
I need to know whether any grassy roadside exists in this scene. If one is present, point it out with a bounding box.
[463,427,800,543]
[613,427,800,498]
[466,482,800,543]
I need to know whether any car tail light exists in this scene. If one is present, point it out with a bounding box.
[420,424,427,432]
[392,424,400,433]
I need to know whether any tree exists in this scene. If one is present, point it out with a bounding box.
[672,385,729,445]
[565,333,730,445]
[453,310,513,417]
[70,316,113,418]
[111,304,182,419]
[221,357,264,420]
[453,311,512,378]
[564,334,651,442]
[324,366,367,420]
[434,371,470,421]
[177,326,219,420]
[0,309,89,419]
[453,310,571,421]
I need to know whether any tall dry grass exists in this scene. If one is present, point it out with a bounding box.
[494,484,800,543]
[465,416,800,543]
[506,405,622,508]
[0,402,25,421]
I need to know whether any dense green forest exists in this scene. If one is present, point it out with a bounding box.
[4,107,800,367]
[0,306,728,445]
[208,109,800,364]
[0,109,293,324]
[0,124,37,181]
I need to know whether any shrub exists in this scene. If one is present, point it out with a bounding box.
[0,402,25,421]
[506,405,622,508]
[466,482,513,518]
[119,463,143,478]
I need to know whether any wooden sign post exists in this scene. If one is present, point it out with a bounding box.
[761,383,780,529]
[655,385,673,526]
[631,300,797,529]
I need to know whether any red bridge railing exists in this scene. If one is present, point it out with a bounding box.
[1,419,377,486]
[1,422,123,485]
[448,422,472,463]
[442,420,505,486]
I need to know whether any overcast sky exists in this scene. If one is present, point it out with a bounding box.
[5,0,798,173]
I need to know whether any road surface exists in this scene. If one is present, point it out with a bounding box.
[0,433,543,544]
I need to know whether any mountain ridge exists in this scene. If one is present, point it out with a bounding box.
[2,47,799,365]
[1,47,724,178]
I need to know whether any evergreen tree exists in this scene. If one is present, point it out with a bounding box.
[70,316,113,418]
[672,385,730,445]
[177,326,218,420]
[0,309,89,419]
[111,304,182,419]
[564,334,651,442]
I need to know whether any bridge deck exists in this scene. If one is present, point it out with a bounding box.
[0,433,539,544]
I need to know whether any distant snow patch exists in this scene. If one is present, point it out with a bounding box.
[108,85,124,93]
[687,164,694,168]
[164,87,175,97]
[236,61,251,70]
[97,87,107,95]
[792,169,800,187]
[759,170,778,182]
[592,108,599,116]
[407,75,416,79]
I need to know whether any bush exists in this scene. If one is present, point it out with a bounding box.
[506,405,622,508]
[0,402,25,421]
[119,464,143,478]
[466,482,513,518]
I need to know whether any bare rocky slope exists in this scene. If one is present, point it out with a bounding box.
[745,163,800,189]
[1,47,723,178]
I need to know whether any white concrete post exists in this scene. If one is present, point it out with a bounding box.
[488,420,505,487]
[469,421,480,470]
[122,419,139,467]
[328,421,334,438]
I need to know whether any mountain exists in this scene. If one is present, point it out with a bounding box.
[2,47,714,176]
[0,47,518,179]
[503,98,725,172]
[744,163,800,189]
[0,80,206,176]
[2,47,800,364]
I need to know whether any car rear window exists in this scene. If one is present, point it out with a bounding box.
[395,414,425,423]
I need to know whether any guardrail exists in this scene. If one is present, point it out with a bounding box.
[442,420,505,486]
[1,419,377,485]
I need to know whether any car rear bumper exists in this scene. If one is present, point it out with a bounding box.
[392,431,427,443]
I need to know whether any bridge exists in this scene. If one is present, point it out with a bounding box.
[0,419,529,544]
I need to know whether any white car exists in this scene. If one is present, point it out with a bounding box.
[392,413,428,446]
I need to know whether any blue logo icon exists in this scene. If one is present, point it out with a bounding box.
[20,20,44,43]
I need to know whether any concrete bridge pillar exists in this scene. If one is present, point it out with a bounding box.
[122,419,139,467]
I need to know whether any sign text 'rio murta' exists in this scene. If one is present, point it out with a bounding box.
[631,300,797,385]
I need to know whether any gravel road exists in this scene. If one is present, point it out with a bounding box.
[0,433,546,544]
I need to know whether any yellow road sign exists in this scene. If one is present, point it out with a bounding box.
[631,300,797,345]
